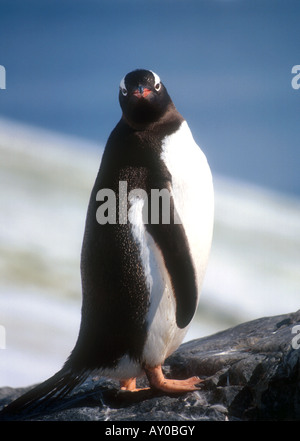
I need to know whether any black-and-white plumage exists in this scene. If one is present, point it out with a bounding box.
[0,69,214,419]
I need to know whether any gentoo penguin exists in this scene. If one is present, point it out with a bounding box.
[1,69,214,417]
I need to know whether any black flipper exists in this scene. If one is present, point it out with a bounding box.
[0,368,88,420]
[146,198,198,329]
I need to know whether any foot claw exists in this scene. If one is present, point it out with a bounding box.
[145,366,203,394]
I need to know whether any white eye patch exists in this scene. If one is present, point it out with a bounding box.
[119,76,127,96]
[150,71,161,89]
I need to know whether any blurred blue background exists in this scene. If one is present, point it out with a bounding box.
[0,0,300,194]
[0,0,300,387]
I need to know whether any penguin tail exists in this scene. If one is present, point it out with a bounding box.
[0,367,88,420]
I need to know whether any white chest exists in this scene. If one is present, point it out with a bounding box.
[129,120,214,367]
[160,120,214,289]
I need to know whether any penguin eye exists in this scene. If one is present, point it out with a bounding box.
[154,82,161,91]
[120,87,128,96]
[119,76,128,96]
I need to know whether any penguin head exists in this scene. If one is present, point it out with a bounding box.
[119,69,172,126]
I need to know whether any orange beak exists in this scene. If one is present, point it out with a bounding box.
[133,85,151,98]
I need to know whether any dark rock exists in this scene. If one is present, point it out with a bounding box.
[1,310,300,421]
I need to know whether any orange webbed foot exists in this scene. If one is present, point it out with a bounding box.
[119,377,149,392]
[144,365,202,393]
